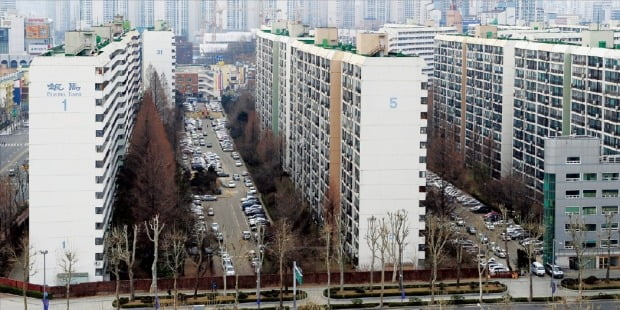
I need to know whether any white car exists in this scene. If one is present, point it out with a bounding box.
[235,161,243,167]
[225,265,235,276]
[211,222,220,232]
[228,180,236,188]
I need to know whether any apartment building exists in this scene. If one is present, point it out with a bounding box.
[435,26,620,200]
[29,22,141,285]
[380,24,458,77]
[544,136,620,270]
[256,24,427,267]
[433,26,516,179]
[142,22,175,107]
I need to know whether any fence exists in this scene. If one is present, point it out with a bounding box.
[1,268,484,298]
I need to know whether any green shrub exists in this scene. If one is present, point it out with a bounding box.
[409,297,422,303]
[584,275,599,285]
[351,299,362,305]
[0,284,53,299]
[469,282,477,289]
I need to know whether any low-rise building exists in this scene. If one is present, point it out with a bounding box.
[544,136,620,270]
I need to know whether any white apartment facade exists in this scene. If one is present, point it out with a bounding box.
[381,24,458,77]
[256,25,427,267]
[29,28,141,285]
[142,28,175,107]
[433,32,516,180]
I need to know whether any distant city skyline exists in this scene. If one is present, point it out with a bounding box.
[7,0,620,42]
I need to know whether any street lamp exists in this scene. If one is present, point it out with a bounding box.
[39,250,48,309]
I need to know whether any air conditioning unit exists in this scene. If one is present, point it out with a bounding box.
[95,261,103,268]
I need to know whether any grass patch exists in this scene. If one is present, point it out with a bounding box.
[115,290,306,308]
[325,282,506,299]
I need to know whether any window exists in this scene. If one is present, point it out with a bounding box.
[601,240,619,248]
[583,190,596,198]
[95,192,104,199]
[95,238,103,245]
[96,176,104,184]
[420,141,427,149]
[582,206,596,215]
[602,206,619,214]
[566,156,581,164]
[564,241,574,249]
[95,160,104,168]
[583,173,597,181]
[419,156,427,163]
[95,222,103,230]
[565,223,580,231]
[95,268,104,276]
[584,224,597,231]
[584,240,597,248]
[95,253,104,260]
[603,190,619,198]
[419,214,426,222]
[565,173,580,181]
[419,171,426,178]
[602,173,619,181]
[418,244,426,251]
[419,186,426,192]
[95,207,103,214]
[95,114,104,122]
[601,222,619,230]
[565,190,580,199]
[565,206,580,214]
[421,112,428,119]
[421,82,428,90]
[421,97,428,105]
[420,127,427,134]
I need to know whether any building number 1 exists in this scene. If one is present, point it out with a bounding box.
[62,99,67,111]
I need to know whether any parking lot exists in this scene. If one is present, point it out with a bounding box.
[181,100,268,277]
[428,172,549,278]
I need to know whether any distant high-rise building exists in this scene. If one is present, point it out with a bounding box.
[363,0,390,28]
[138,0,155,28]
[165,0,189,37]
[103,0,129,24]
[79,0,93,28]
[0,0,16,16]
[336,0,357,28]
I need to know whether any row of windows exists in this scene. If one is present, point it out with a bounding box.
[565,189,619,198]
[564,222,619,231]
[565,205,619,215]
[564,240,618,249]
[565,172,619,181]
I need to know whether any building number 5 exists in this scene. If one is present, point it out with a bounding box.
[389,97,398,109]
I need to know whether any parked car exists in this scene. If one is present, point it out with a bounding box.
[531,262,545,276]
[203,195,218,201]
[242,231,252,240]
[207,208,214,216]
[466,226,477,235]
[544,263,564,278]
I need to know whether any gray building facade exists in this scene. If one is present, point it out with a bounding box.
[544,136,620,270]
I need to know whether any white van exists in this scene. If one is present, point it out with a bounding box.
[531,262,545,276]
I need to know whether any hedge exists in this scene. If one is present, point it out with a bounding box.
[561,277,620,290]
[325,282,506,299]
[0,284,52,299]
[116,290,307,308]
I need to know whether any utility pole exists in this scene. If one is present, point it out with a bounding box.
[39,250,49,310]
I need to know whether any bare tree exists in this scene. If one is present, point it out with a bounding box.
[519,213,544,302]
[228,237,247,310]
[119,224,139,301]
[321,222,332,308]
[163,227,187,310]
[454,230,464,287]
[58,248,78,310]
[426,213,452,304]
[388,209,410,291]
[188,228,209,299]
[365,216,380,292]
[602,211,617,283]
[9,235,36,310]
[499,204,512,272]
[145,214,165,297]
[273,219,294,309]
[105,227,124,310]
[334,209,346,292]
[378,218,391,308]
[567,214,590,305]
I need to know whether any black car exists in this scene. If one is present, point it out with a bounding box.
[473,206,491,214]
